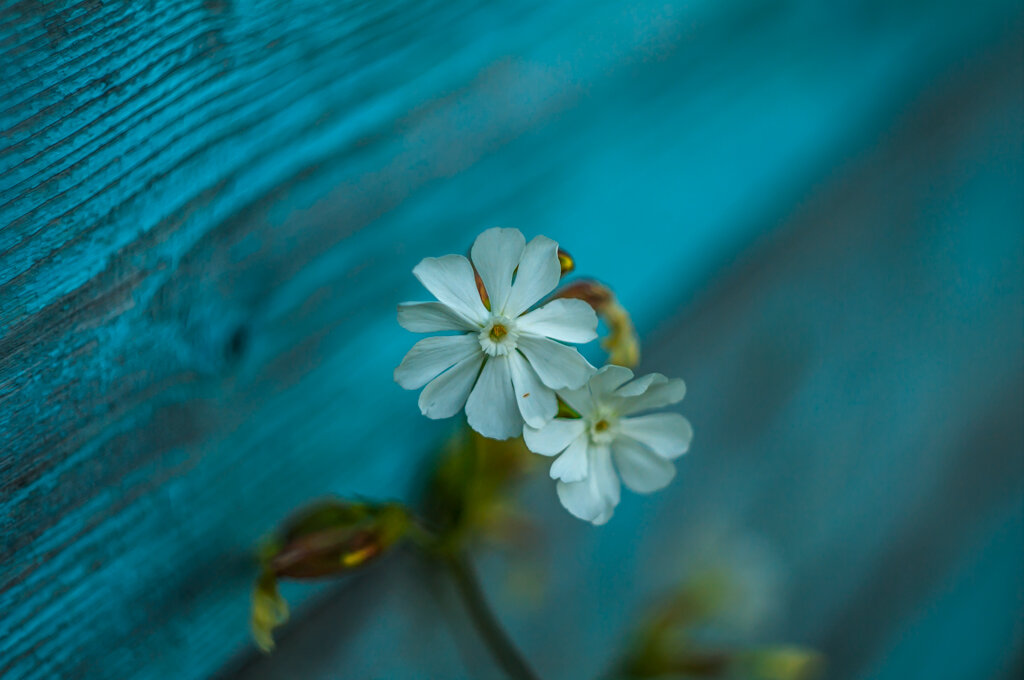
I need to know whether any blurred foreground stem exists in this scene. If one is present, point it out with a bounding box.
[445,551,542,680]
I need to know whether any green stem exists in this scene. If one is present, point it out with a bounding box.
[446,552,542,680]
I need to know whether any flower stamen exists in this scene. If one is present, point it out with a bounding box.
[479,318,519,357]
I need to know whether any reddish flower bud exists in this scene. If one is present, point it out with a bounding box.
[251,500,414,651]
[265,501,411,580]
[554,279,640,368]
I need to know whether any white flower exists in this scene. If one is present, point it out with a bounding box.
[523,365,692,525]
[395,227,599,439]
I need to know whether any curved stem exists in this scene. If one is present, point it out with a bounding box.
[446,552,542,680]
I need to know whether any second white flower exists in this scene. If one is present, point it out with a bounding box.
[523,365,693,525]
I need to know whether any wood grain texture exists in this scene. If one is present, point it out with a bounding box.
[222,28,1024,680]
[2,1,1021,678]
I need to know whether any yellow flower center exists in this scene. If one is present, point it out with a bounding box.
[479,318,519,356]
[589,414,618,444]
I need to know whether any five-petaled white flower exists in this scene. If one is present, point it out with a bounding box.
[523,365,692,525]
[395,227,599,439]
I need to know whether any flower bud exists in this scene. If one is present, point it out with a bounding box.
[554,279,640,368]
[251,500,414,651]
[265,500,411,579]
[557,248,575,276]
[554,278,613,309]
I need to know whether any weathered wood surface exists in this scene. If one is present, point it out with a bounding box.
[221,26,1024,680]
[1,1,1021,679]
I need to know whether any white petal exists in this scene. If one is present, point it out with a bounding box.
[557,385,594,417]
[587,365,634,398]
[556,477,605,524]
[504,235,561,316]
[617,413,693,459]
[394,335,480,389]
[613,372,662,397]
[523,418,586,456]
[465,356,522,440]
[517,298,598,344]
[398,302,477,333]
[615,374,687,414]
[549,434,589,483]
[508,350,557,428]
[555,446,619,525]
[591,447,621,525]
[517,335,595,390]
[612,437,676,493]
[413,254,489,326]
[471,227,524,314]
[418,353,484,419]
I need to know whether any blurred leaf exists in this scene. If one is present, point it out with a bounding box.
[612,569,823,680]
[738,647,825,680]
[425,427,540,550]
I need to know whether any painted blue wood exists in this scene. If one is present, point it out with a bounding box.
[222,31,1024,678]
[2,0,1021,678]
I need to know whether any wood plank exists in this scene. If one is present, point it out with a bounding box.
[221,26,1024,680]
[2,1,1021,678]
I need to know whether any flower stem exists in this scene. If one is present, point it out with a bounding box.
[446,552,542,680]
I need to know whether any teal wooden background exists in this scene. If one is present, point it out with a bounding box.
[2,1,1022,679]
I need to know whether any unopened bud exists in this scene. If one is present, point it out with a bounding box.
[555,278,613,309]
[554,279,640,368]
[265,500,411,580]
[557,248,575,276]
[251,500,414,651]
